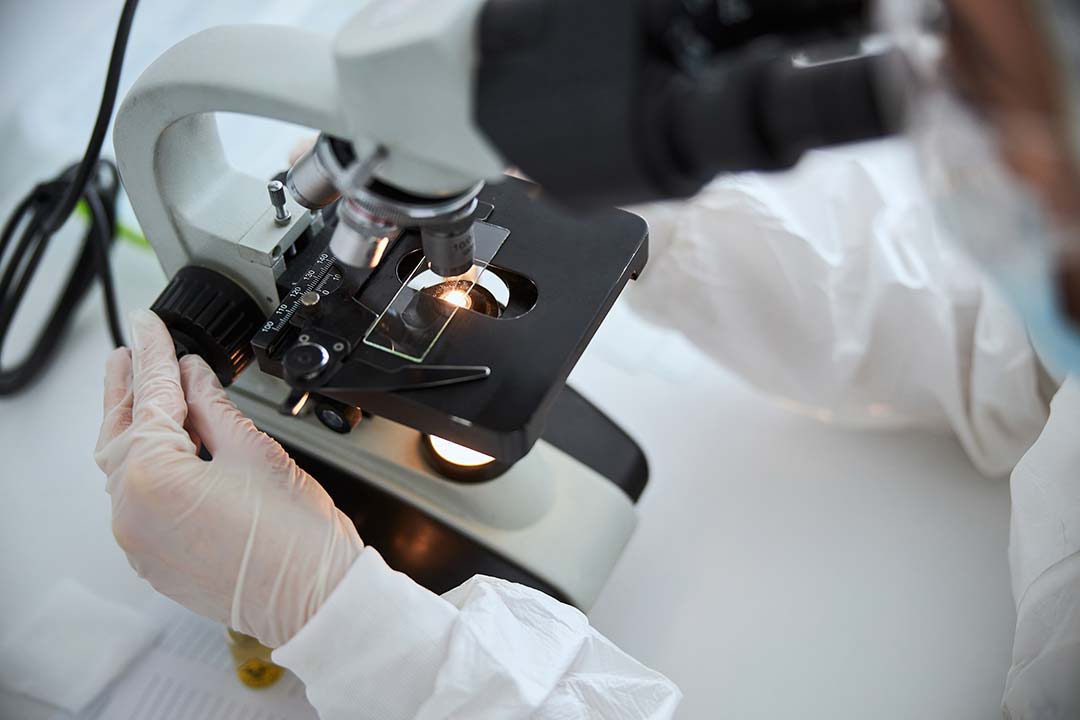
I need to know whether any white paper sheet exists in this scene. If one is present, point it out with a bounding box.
[0,580,162,714]
[59,602,317,720]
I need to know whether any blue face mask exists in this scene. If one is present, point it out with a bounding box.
[939,193,1080,381]
[1012,278,1080,380]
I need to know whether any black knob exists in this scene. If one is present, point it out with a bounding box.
[151,266,264,386]
[283,342,331,384]
[314,398,362,434]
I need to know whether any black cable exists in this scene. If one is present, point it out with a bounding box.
[0,0,139,396]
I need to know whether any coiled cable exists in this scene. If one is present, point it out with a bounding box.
[0,0,139,396]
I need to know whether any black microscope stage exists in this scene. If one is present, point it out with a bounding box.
[253,177,649,463]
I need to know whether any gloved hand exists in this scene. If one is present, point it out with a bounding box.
[94,309,363,648]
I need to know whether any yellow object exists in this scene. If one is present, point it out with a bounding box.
[225,629,284,689]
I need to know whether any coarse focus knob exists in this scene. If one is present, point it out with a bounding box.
[150,266,264,386]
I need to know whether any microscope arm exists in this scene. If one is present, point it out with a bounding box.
[113,25,349,313]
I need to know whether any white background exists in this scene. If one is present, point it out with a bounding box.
[0,2,1015,718]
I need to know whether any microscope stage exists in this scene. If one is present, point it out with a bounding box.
[256,178,649,463]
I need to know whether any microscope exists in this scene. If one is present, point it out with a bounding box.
[113,0,892,609]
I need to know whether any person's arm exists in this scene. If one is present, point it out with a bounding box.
[628,147,1054,476]
[1002,376,1080,718]
[96,310,679,720]
[274,551,680,720]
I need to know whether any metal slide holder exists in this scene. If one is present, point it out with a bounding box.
[363,219,509,362]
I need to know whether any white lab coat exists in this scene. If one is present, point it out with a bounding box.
[274,146,1080,719]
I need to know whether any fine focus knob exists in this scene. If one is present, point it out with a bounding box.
[150,266,264,386]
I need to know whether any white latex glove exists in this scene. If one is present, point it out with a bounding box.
[94,309,363,648]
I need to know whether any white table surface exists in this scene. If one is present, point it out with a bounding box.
[0,2,1016,718]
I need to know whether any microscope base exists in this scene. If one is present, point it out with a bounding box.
[229,372,647,610]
